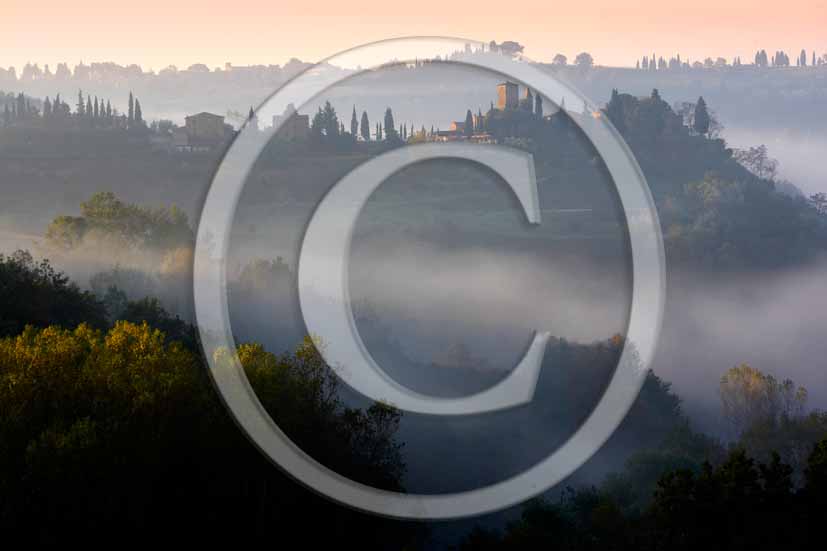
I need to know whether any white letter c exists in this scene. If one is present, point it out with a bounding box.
[298,142,551,415]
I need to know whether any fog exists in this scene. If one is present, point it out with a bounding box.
[723,125,827,197]
[3,57,826,511]
[660,262,827,435]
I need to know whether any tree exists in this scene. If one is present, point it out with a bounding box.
[0,250,108,337]
[720,364,807,438]
[464,109,474,137]
[574,52,594,68]
[247,106,258,131]
[732,144,778,180]
[127,91,134,124]
[810,192,827,214]
[134,98,143,125]
[693,96,710,135]
[552,53,567,66]
[322,101,338,137]
[606,89,626,133]
[360,111,369,141]
[383,107,396,141]
[45,191,193,252]
[0,312,409,545]
[350,105,358,137]
[76,89,85,117]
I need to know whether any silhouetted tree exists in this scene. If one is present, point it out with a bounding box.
[383,108,396,141]
[464,109,473,137]
[693,96,710,135]
[76,90,85,117]
[574,52,594,68]
[360,111,369,141]
[350,106,358,137]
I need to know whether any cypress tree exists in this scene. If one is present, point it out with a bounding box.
[77,90,85,117]
[694,96,710,135]
[86,96,93,118]
[128,92,134,124]
[350,106,358,137]
[383,108,396,140]
[360,111,369,141]
[464,109,473,137]
[134,98,143,125]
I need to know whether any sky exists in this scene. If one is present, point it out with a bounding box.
[4,0,826,72]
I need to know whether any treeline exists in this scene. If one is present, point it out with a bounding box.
[459,440,827,550]
[636,48,826,70]
[0,250,416,546]
[457,362,827,550]
[309,101,423,145]
[603,89,827,267]
[0,59,315,84]
[1,89,145,129]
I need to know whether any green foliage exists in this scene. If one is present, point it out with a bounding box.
[719,364,827,480]
[119,296,198,350]
[662,173,827,267]
[719,364,808,437]
[0,250,107,337]
[45,191,193,252]
[460,440,827,550]
[0,322,409,545]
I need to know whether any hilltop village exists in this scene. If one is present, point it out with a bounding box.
[0,80,575,155]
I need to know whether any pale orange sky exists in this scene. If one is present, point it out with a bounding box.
[5,0,826,71]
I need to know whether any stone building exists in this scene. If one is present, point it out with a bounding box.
[184,112,229,142]
[449,120,466,134]
[173,111,234,152]
[273,111,310,141]
[496,81,518,110]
